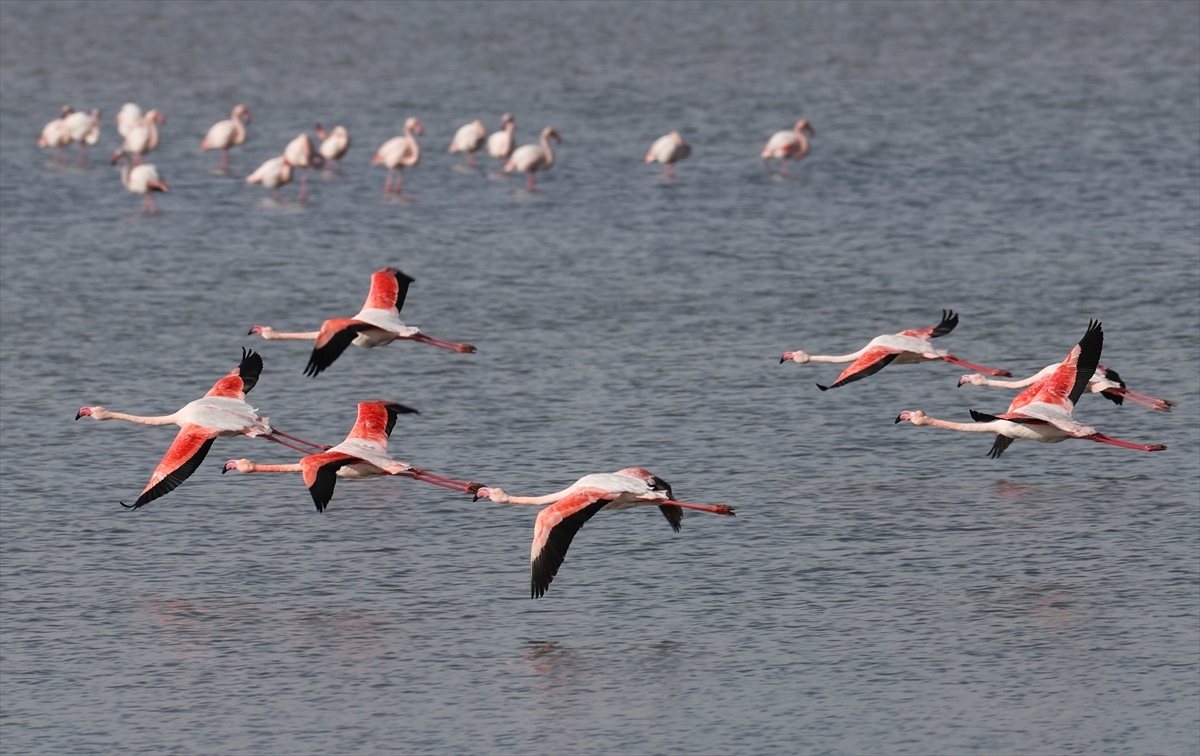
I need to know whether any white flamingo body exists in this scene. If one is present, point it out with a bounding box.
[316,125,350,163]
[505,126,561,189]
[449,119,487,166]
[246,156,293,199]
[116,103,143,138]
[201,104,251,169]
[372,117,422,193]
[64,109,101,145]
[38,116,71,149]
[121,109,164,163]
[113,151,169,213]
[284,134,323,200]
[762,119,814,176]
[644,131,691,175]
[487,114,516,167]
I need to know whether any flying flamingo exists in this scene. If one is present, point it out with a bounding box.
[116,103,143,138]
[762,119,815,177]
[781,310,1011,390]
[223,400,481,512]
[487,113,515,171]
[75,349,329,510]
[201,104,251,170]
[505,126,561,190]
[120,108,165,165]
[959,363,1174,412]
[473,468,735,598]
[371,117,423,194]
[448,119,487,167]
[283,133,323,200]
[248,267,476,377]
[245,155,293,200]
[38,105,73,162]
[644,131,692,176]
[111,150,169,213]
[896,321,1168,457]
[315,124,350,171]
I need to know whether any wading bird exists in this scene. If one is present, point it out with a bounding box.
[111,150,169,213]
[116,103,142,138]
[224,400,480,511]
[959,363,1174,412]
[372,117,422,194]
[284,133,323,200]
[315,124,350,171]
[473,468,735,598]
[38,105,73,161]
[781,310,1011,390]
[201,104,251,170]
[487,113,515,170]
[644,131,691,176]
[46,107,101,166]
[762,119,814,177]
[448,119,487,167]
[75,349,328,510]
[245,155,293,200]
[120,108,165,165]
[248,267,476,377]
[505,126,560,190]
[896,321,1167,457]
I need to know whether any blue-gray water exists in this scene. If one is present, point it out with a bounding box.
[1,2,1198,753]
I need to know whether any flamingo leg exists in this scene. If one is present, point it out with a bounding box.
[1108,390,1172,411]
[467,153,475,168]
[780,160,789,178]
[941,355,1012,377]
[394,169,403,195]
[133,154,143,166]
[269,430,330,450]
[526,173,535,191]
[221,150,229,171]
[299,168,308,201]
[1120,388,1176,407]
[78,142,86,166]
[762,157,772,174]
[662,499,736,516]
[1083,433,1166,452]
[664,164,675,177]
[274,188,281,201]
[393,469,479,493]
[408,333,476,353]
[263,435,318,455]
[384,167,393,194]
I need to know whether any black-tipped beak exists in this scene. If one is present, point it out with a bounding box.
[779,356,786,364]
[894,415,904,424]
[247,328,255,336]
[221,466,230,474]
[74,411,83,420]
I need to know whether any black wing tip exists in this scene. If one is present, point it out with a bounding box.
[932,309,960,337]
[986,434,1014,459]
[238,347,264,393]
[816,383,829,391]
[381,401,419,437]
[387,267,415,284]
[970,409,999,423]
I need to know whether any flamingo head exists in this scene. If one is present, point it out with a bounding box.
[247,325,271,337]
[500,113,514,126]
[234,104,251,123]
[110,149,128,165]
[542,127,562,144]
[780,350,810,364]
[61,105,74,117]
[957,373,986,388]
[148,109,165,124]
[223,459,255,474]
[75,406,108,421]
[797,120,815,136]
[894,410,928,425]
[472,486,509,503]
[405,117,423,136]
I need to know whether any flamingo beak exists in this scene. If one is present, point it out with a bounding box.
[472,487,492,502]
[780,352,793,364]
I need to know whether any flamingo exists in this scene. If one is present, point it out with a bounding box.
[223,401,481,512]
[283,133,323,200]
[473,468,735,598]
[448,119,487,167]
[644,131,692,176]
[486,113,515,170]
[111,150,169,213]
[371,117,423,194]
[201,104,251,170]
[959,363,1175,412]
[38,105,73,162]
[762,119,815,177]
[781,310,1011,390]
[120,108,165,165]
[315,124,350,171]
[245,155,293,201]
[896,321,1167,457]
[505,126,561,190]
[57,107,101,166]
[75,349,329,510]
[116,103,143,139]
[248,267,476,377]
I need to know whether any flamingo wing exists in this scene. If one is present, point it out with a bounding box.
[987,435,1015,459]
[123,424,220,509]
[817,347,901,391]
[304,319,376,377]
[1013,321,1103,411]
[346,400,419,446]
[299,452,362,512]
[646,473,682,532]
[363,268,415,313]
[900,310,959,340]
[531,489,612,598]
[205,348,263,399]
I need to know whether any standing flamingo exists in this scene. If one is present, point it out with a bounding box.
[959,363,1174,411]
[75,349,329,510]
[284,133,323,200]
[644,131,692,176]
[120,108,165,165]
[371,117,423,194]
[781,310,1011,390]
[505,126,561,190]
[223,401,481,512]
[38,106,73,162]
[111,150,169,213]
[473,468,735,598]
[62,108,101,166]
[116,103,143,139]
[245,155,293,200]
[486,113,515,171]
[448,119,487,167]
[201,104,251,170]
[315,124,350,172]
[248,267,476,376]
[896,321,1167,457]
[762,119,815,177]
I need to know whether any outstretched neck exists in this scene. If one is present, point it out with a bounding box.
[255,327,320,341]
[103,410,179,426]
[977,375,1035,388]
[246,463,303,473]
[493,486,575,506]
[807,347,868,364]
[925,416,1006,433]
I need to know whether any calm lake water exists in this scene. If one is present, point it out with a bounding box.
[1,2,1197,753]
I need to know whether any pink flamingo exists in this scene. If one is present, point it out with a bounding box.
[448,119,487,167]
[284,133,323,200]
[111,150,169,214]
[120,108,165,166]
[896,321,1167,457]
[223,401,481,511]
[505,126,561,190]
[486,113,516,171]
[116,103,143,139]
[245,155,293,200]
[75,349,328,509]
[644,131,692,176]
[201,104,251,170]
[371,117,423,194]
[762,119,814,177]
[248,267,476,377]
[959,363,1174,412]
[38,105,74,162]
[473,468,735,598]
[781,310,1011,390]
[315,124,350,171]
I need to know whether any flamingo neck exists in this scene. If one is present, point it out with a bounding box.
[807,347,868,364]
[793,128,810,158]
[100,410,179,426]
[540,133,555,167]
[246,463,303,473]
[260,329,320,340]
[493,486,577,505]
[976,375,1034,388]
[924,416,1006,433]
